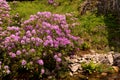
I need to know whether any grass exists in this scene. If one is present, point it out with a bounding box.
[9,0,120,52]
[9,0,81,19]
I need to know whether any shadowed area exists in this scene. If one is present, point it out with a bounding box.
[97,0,120,52]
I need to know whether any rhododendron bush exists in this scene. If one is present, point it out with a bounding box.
[0,0,81,79]
[0,0,10,26]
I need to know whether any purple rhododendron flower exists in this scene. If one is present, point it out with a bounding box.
[43,40,49,46]
[4,65,9,69]
[26,38,30,43]
[0,0,10,25]
[6,70,11,74]
[24,25,33,31]
[23,36,27,40]
[37,59,44,65]
[10,53,16,58]
[7,46,12,51]
[21,40,25,44]
[46,30,50,34]
[56,57,62,62]
[16,50,21,55]
[31,37,35,42]
[26,30,32,37]
[57,53,62,57]
[0,61,2,65]
[41,68,45,74]
[29,48,35,53]
[35,42,40,46]
[22,49,26,53]
[54,54,58,59]
[21,60,27,66]
[31,29,36,35]
[35,37,43,43]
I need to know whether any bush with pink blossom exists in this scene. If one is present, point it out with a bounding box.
[0,0,10,26]
[0,1,81,79]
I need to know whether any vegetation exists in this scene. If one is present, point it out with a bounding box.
[81,61,114,74]
[9,0,111,51]
[0,0,120,79]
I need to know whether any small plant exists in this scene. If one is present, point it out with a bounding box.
[81,61,114,74]
[81,61,98,74]
[80,42,90,50]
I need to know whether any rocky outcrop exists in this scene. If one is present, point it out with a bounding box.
[113,53,120,67]
[65,50,120,75]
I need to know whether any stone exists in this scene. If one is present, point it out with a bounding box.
[107,53,114,65]
[65,56,70,61]
[113,53,120,59]
[70,59,78,63]
[78,69,83,73]
[78,58,87,63]
[113,53,120,67]
[66,51,120,77]
[90,49,96,53]
[101,72,107,76]
[78,64,82,70]
[90,50,95,53]
[98,54,110,65]
[72,55,79,59]
[112,66,119,72]
[73,72,78,75]
[69,72,73,76]
[69,63,80,72]
[108,51,114,54]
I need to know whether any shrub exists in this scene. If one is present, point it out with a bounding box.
[0,11,80,79]
[0,0,10,26]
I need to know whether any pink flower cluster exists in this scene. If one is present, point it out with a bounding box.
[54,53,62,62]
[0,0,10,26]
[0,11,80,75]
[23,12,79,48]
[48,0,54,4]
[0,62,11,76]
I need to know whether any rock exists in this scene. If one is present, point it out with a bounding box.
[77,57,83,61]
[69,63,80,72]
[69,72,73,76]
[78,69,83,73]
[48,76,53,79]
[78,58,87,63]
[66,51,120,77]
[72,55,79,59]
[73,72,78,75]
[98,54,110,65]
[108,51,114,54]
[113,53,120,67]
[112,66,119,72]
[70,59,78,63]
[90,49,96,53]
[101,72,107,76]
[78,64,82,70]
[107,53,114,65]
[113,53,120,58]
[65,56,70,61]
[93,54,99,62]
